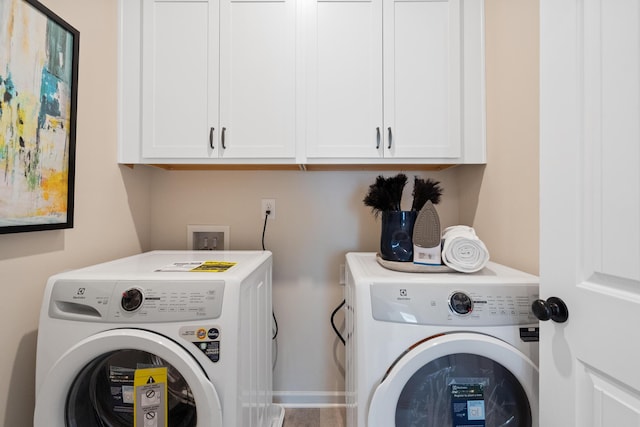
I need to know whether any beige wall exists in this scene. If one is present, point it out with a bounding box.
[147,168,462,402]
[0,1,151,425]
[0,0,538,423]
[460,0,540,275]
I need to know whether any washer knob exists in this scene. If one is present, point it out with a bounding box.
[449,292,473,315]
[121,288,144,312]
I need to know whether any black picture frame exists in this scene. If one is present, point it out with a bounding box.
[0,0,79,234]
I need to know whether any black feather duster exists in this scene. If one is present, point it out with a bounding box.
[411,177,443,211]
[363,173,408,217]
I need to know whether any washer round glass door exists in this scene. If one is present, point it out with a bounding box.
[34,329,222,427]
[368,333,539,427]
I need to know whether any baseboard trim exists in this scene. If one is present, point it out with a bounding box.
[273,391,346,407]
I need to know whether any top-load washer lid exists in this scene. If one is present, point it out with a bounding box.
[33,329,222,427]
[368,333,539,427]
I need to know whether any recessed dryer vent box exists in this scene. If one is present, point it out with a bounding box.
[187,225,230,250]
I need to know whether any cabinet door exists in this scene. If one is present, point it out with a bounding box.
[383,0,461,159]
[219,0,296,158]
[305,0,384,159]
[141,0,219,158]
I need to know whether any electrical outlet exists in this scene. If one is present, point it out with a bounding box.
[261,199,276,219]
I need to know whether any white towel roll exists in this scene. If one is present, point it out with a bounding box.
[441,226,490,273]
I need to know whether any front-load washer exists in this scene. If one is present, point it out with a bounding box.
[345,252,540,427]
[34,250,284,427]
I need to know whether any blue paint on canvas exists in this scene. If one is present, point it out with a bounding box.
[38,68,62,130]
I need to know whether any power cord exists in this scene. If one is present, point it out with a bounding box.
[272,311,279,340]
[262,209,270,251]
[262,209,279,340]
[331,299,346,345]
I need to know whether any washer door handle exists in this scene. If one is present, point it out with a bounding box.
[532,297,569,323]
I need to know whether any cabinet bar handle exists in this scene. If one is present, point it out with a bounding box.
[387,127,392,149]
[376,127,381,149]
[221,127,227,149]
[209,127,215,149]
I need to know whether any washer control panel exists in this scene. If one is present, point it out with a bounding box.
[370,282,539,326]
[49,279,225,322]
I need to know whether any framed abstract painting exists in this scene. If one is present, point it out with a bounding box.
[0,0,79,234]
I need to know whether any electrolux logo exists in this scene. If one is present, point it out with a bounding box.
[398,288,410,301]
[72,287,86,299]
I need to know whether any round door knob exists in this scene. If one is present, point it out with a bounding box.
[531,297,569,323]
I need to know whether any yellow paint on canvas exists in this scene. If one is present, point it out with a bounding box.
[17,94,41,150]
[48,117,61,129]
[38,169,68,215]
[1,93,40,161]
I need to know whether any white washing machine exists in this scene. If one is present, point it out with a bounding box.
[345,253,539,427]
[34,250,284,427]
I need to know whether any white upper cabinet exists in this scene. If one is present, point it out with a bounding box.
[304,0,485,164]
[118,0,484,166]
[141,0,219,159]
[304,0,383,159]
[120,0,296,163]
[218,0,296,159]
[383,0,460,159]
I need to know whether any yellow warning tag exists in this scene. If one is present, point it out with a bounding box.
[190,261,237,272]
[134,367,168,427]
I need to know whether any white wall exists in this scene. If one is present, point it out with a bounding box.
[0,0,539,423]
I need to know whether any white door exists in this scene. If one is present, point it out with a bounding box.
[304,0,384,159]
[383,0,461,159]
[219,0,296,159]
[539,0,640,426]
[141,0,219,158]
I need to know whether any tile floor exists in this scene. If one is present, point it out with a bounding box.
[283,407,346,427]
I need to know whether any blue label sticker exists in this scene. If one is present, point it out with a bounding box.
[451,384,485,427]
[467,400,485,421]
